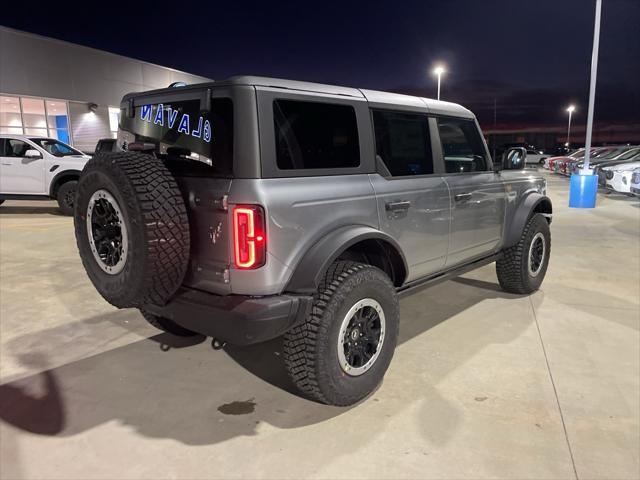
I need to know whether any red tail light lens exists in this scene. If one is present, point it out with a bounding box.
[233,205,266,269]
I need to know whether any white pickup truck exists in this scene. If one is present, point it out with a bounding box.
[0,135,90,215]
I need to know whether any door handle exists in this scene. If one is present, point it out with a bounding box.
[385,200,411,212]
[454,193,472,202]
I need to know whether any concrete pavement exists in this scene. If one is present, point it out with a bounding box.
[0,172,638,479]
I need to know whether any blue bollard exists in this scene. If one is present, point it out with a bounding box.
[569,173,598,208]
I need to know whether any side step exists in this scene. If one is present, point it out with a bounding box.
[397,252,502,297]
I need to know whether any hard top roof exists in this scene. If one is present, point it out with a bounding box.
[121,75,474,118]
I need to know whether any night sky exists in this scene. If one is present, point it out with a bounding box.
[3,0,639,129]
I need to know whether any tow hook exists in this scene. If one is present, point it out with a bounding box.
[211,338,226,350]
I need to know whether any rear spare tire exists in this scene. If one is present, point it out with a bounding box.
[74,152,190,308]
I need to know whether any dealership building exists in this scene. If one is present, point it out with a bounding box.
[0,26,211,153]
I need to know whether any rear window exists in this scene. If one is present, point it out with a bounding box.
[119,97,233,174]
[273,100,360,170]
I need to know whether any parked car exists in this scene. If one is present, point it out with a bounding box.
[94,138,121,154]
[73,76,552,406]
[0,135,91,214]
[601,161,640,194]
[547,148,585,172]
[595,148,640,185]
[570,146,638,175]
[630,168,640,196]
[525,149,549,166]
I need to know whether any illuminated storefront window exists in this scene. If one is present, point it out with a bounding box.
[0,95,72,145]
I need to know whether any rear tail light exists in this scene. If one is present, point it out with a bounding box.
[233,205,266,269]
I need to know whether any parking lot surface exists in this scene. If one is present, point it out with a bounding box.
[0,171,638,479]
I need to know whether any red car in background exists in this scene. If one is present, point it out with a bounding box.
[547,148,586,172]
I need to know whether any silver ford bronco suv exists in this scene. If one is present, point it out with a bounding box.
[74,76,552,406]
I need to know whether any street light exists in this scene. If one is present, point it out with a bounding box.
[568,0,602,209]
[432,65,446,100]
[566,105,576,148]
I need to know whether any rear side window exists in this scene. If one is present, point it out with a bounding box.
[373,110,433,176]
[437,118,488,173]
[273,100,360,170]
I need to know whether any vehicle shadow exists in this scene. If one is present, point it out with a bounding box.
[0,268,529,446]
[0,204,64,216]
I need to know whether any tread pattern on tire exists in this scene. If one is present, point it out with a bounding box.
[283,261,368,405]
[496,213,549,294]
[77,152,190,307]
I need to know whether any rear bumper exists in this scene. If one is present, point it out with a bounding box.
[144,288,312,345]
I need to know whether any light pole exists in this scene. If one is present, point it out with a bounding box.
[568,0,602,209]
[566,105,575,148]
[433,65,446,100]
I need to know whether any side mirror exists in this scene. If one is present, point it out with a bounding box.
[502,147,526,170]
[24,149,42,159]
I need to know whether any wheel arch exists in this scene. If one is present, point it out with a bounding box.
[285,226,408,294]
[504,193,553,248]
[49,170,82,197]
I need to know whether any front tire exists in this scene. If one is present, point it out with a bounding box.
[496,213,551,294]
[283,261,400,406]
[56,180,78,216]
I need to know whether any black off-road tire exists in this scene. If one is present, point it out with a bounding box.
[283,261,400,406]
[496,213,551,294]
[56,180,77,216]
[74,152,190,308]
[140,310,198,337]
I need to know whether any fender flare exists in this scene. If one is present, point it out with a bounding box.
[49,170,82,197]
[504,193,553,247]
[285,225,408,294]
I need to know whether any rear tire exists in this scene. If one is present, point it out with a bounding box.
[140,310,198,337]
[74,152,190,308]
[283,261,400,406]
[496,213,550,294]
[56,180,77,216]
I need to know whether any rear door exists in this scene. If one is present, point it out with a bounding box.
[0,138,46,194]
[118,87,242,294]
[436,117,506,267]
[369,109,450,282]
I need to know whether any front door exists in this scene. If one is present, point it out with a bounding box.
[0,138,46,194]
[435,117,506,267]
[370,109,450,282]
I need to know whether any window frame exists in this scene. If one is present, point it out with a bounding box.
[4,138,34,158]
[257,88,375,178]
[433,114,494,176]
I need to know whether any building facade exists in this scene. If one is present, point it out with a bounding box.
[0,27,211,152]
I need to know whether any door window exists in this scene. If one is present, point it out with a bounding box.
[373,110,433,176]
[437,118,488,173]
[273,99,360,170]
[4,139,32,157]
